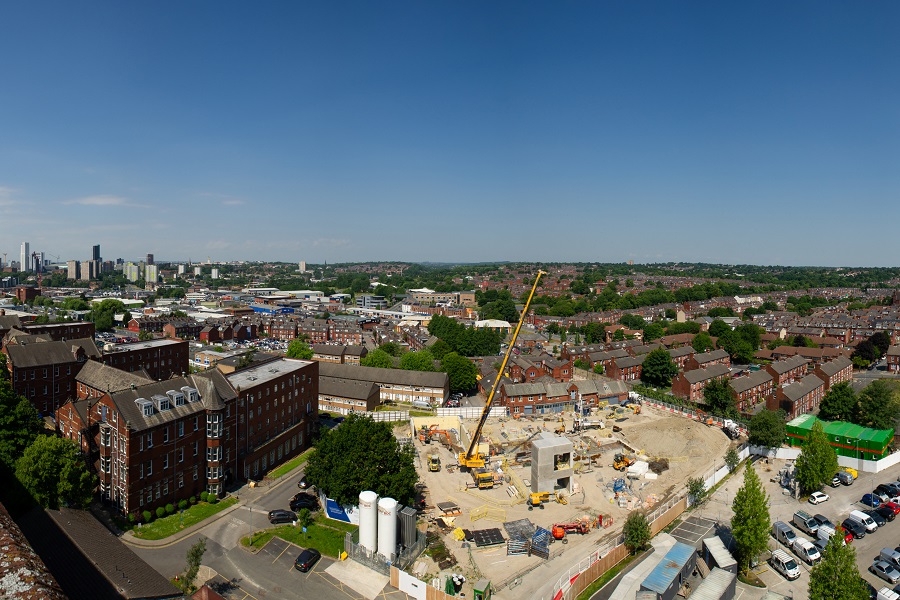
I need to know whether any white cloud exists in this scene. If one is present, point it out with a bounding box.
[222,199,244,206]
[65,194,130,206]
[0,186,19,206]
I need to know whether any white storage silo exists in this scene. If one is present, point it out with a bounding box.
[359,491,379,553]
[377,497,399,560]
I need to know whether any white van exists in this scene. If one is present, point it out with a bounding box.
[411,400,433,410]
[849,509,878,533]
[877,587,900,600]
[770,549,801,580]
[791,536,822,565]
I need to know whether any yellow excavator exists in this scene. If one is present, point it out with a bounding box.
[459,271,546,474]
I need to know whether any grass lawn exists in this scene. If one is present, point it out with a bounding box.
[242,512,357,557]
[133,497,238,540]
[575,552,638,600]
[267,448,314,480]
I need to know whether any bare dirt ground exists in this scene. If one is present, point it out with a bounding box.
[400,404,731,597]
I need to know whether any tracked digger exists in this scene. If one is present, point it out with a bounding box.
[458,271,546,480]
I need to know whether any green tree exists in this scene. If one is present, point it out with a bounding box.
[856,379,900,430]
[623,511,650,554]
[0,352,8,382]
[818,382,857,423]
[360,349,394,369]
[708,320,731,338]
[702,378,737,418]
[304,414,418,505]
[640,348,678,387]
[138,330,153,341]
[808,531,870,600]
[851,340,877,365]
[869,331,892,358]
[592,363,604,375]
[441,352,477,393]
[286,339,314,360]
[642,322,665,342]
[87,299,128,331]
[748,409,786,449]
[731,464,771,573]
[297,508,313,529]
[691,332,714,353]
[379,342,404,357]
[687,477,708,506]
[180,537,207,594]
[0,379,43,468]
[428,339,452,361]
[399,350,435,372]
[481,299,519,322]
[15,435,95,509]
[795,422,839,494]
[725,446,739,472]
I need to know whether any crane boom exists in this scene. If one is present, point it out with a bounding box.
[459,270,546,469]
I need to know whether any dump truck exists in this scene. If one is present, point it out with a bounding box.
[428,454,441,472]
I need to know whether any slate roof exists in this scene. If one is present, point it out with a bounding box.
[0,502,64,599]
[573,379,628,397]
[503,382,547,397]
[886,345,900,357]
[615,355,646,369]
[693,349,729,364]
[76,360,153,392]
[318,362,449,389]
[0,315,24,330]
[815,356,852,377]
[18,507,182,599]
[683,363,731,384]
[767,355,810,374]
[6,338,101,368]
[780,374,825,402]
[319,376,379,400]
[668,346,695,359]
[729,370,773,394]
[312,344,344,356]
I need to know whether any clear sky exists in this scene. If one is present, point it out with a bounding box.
[1,1,898,267]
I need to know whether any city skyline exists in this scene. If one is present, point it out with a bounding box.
[1,2,898,266]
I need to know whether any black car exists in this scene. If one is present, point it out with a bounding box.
[813,514,836,529]
[298,475,310,490]
[290,493,319,512]
[842,518,866,539]
[268,509,297,524]
[864,509,887,528]
[294,548,321,573]
[875,505,897,522]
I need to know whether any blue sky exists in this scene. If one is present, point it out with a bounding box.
[1,2,898,267]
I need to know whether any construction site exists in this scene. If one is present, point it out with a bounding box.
[390,272,733,598]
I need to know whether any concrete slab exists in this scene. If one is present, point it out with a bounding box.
[325,559,389,600]
[607,532,677,600]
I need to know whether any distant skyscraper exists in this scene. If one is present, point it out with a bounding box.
[146,253,154,265]
[124,263,140,282]
[67,260,80,280]
[211,268,219,279]
[20,242,29,272]
[92,244,101,262]
[145,264,158,283]
[177,264,185,275]
[299,261,307,273]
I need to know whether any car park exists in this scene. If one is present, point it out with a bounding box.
[863,494,884,508]
[268,509,297,524]
[809,491,829,505]
[870,560,900,585]
[294,548,321,573]
[880,548,900,570]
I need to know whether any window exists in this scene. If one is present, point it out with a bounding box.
[177,421,184,437]
[206,414,222,438]
[178,473,184,489]
[193,465,198,480]
[163,428,169,443]
[100,429,111,447]
[139,435,144,452]
[193,441,199,456]
[193,416,199,431]
[207,447,221,462]
[163,454,169,469]
[178,447,184,463]
[163,479,169,496]
[146,460,153,476]
[147,432,153,448]
[101,456,110,473]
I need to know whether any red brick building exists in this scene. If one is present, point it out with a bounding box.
[812,356,853,391]
[728,370,774,412]
[683,349,730,372]
[667,346,695,370]
[606,355,645,381]
[886,345,899,373]
[162,321,203,340]
[769,374,826,419]
[764,356,809,388]
[100,339,189,381]
[671,364,730,402]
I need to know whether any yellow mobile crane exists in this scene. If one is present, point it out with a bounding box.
[458,271,547,475]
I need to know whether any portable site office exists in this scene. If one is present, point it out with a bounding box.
[785,414,893,461]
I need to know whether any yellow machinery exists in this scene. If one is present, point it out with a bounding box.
[527,491,550,510]
[472,468,494,489]
[613,453,634,471]
[459,272,546,473]
[428,454,441,472]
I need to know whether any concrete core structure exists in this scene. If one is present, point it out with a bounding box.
[530,432,574,494]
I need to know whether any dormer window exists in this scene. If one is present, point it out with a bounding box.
[135,398,154,417]
[152,394,171,411]
[167,390,185,406]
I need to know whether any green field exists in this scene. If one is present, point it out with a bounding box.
[133,497,238,540]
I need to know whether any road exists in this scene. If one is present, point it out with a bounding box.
[129,468,407,600]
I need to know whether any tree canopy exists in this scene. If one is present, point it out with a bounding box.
[304,414,417,506]
[623,511,650,554]
[808,530,870,600]
[702,378,738,419]
[15,435,95,509]
[360,349,395,369]
[399,350,436,372]
[731,464,771,573]
[818,383,857,423]
[748,409,786,449]
[441,352,478,393]
[286,339,314,360]
[427,315,502,357]
[640,349,678,388]
[795,421,839,494]
[856,379,900,430]
[0,379,42,468]
[87,299,129,331]
[691,332,714,353]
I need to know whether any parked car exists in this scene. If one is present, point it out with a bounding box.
[842,518,866,539]
[863,494,884,508]
[809,492,829,505]
[298,476,310,489]
[838,471,855,486]
[875,506,898,522]
[268,509,297,524]
[829,475,841,488]
[882,501,900,516]
[865,509,888,528]
[870,561,900,585]
[295,548,322,573]
[290,493,320,512]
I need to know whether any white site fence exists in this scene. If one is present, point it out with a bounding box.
[640,398,749,437]
[436,406,506,419]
